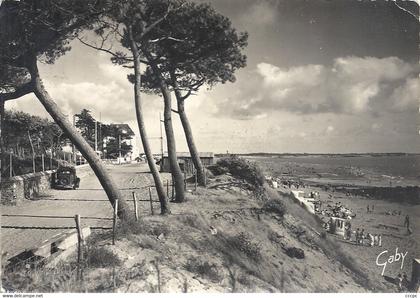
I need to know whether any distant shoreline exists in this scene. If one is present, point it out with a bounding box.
[216,152,420,157]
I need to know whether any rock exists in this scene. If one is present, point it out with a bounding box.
[209,226,218,235]
[284,246,305,259]
[157,233,165,240]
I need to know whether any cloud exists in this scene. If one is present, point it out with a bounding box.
[98,63,132,88]
[389,77,420,112]
[326,125,335,134]
[44,80,134,122]
[215,56,418,118]
[239,2,277,26]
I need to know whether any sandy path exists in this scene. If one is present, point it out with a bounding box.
[1,162,168,258]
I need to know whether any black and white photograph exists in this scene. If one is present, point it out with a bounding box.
[0,0,419,295]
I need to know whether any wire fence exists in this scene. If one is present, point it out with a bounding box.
[1,169,207,293]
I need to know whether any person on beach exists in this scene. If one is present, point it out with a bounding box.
[355,228,360,244]
[397,273,403,291]
[404,215,410,228]
[378,234,382,247]
[367,205,370,213]
[360,229,365,245]
[368,233,374,246]
[402,273,409,290]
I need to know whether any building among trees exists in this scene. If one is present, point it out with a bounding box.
[103,123,135,163]
[160,152,214,174]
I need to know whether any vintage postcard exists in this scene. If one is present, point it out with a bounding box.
[0,0,419,295]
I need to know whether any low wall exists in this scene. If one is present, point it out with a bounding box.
[1,170,54,205]
[1,164,93,205]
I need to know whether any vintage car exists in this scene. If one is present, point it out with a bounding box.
[52,166,80,190]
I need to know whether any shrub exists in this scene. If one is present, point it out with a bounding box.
[116,217,145,237]
[85,246,121,268]
[179,214,205,230]
[216,156,265,190]
[148,223,171,237]
[207,164,229,176]
[262,199,287,217]
[228,232,262,262]
[184,258,222,282]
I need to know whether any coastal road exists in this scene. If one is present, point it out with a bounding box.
[1,163,170,258]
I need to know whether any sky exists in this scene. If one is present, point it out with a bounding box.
[6,0,420,154]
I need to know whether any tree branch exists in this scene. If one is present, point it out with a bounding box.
[180,89,192,101]
[77,37,134,61]
[139,2,186,40]
[149,36,185,43]
[393,1,419,21]
[0,82,34,102]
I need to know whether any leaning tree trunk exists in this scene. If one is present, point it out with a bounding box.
[173,87,206,186]
[0,99,4,154]
[27,56,128,219]
[160,85,185,202]
[0,99,4,183]
[142,50,185,202]
[128,27,170,214]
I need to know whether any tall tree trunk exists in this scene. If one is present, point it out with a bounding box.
[27,56,128,219]
[161,85,185,202]
[0,100,4,154]
[128,26,170,214]
[172,82,206,186]
[142,49,185,202]
[0,99,4,181]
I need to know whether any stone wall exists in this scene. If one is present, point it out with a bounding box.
[1,171,54,205]
[1,164,93,205]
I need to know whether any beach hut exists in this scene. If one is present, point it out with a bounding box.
[160,152,214,174]
[291,190,319,214]
[327,216,348,236]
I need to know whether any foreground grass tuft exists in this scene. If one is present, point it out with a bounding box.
[184,258,223,282]
[85,246,121,268]
[227,232,263,262]
[262,199,287,218]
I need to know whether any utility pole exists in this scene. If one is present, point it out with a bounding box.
[95,120,98,152]
[118,134,122,165]
[159,113,164,159]
[99,112,102,159]
[72,114,76,164]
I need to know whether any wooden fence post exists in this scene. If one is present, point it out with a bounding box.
[204,168,207,188]
[132,192,139,221]
[194,169,197,191]
[171,177,174,200]
[166,180,169,197]
[184,171,187,190]
[148,187,154,215]
[9,152,12,177]
[112,199,118,245]
[74,214,83,280]
[41,154,45,172]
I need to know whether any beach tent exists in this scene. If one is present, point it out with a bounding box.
[328,216,348,236]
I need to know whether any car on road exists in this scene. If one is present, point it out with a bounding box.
[52,166,80,190]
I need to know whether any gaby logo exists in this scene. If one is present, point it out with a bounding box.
[376,247,408,276]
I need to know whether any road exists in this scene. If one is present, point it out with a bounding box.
[1,163,171,258]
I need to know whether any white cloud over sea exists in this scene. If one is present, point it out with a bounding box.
[214,56,419,119]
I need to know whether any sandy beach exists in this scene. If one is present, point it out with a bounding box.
[247,154,420,291]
